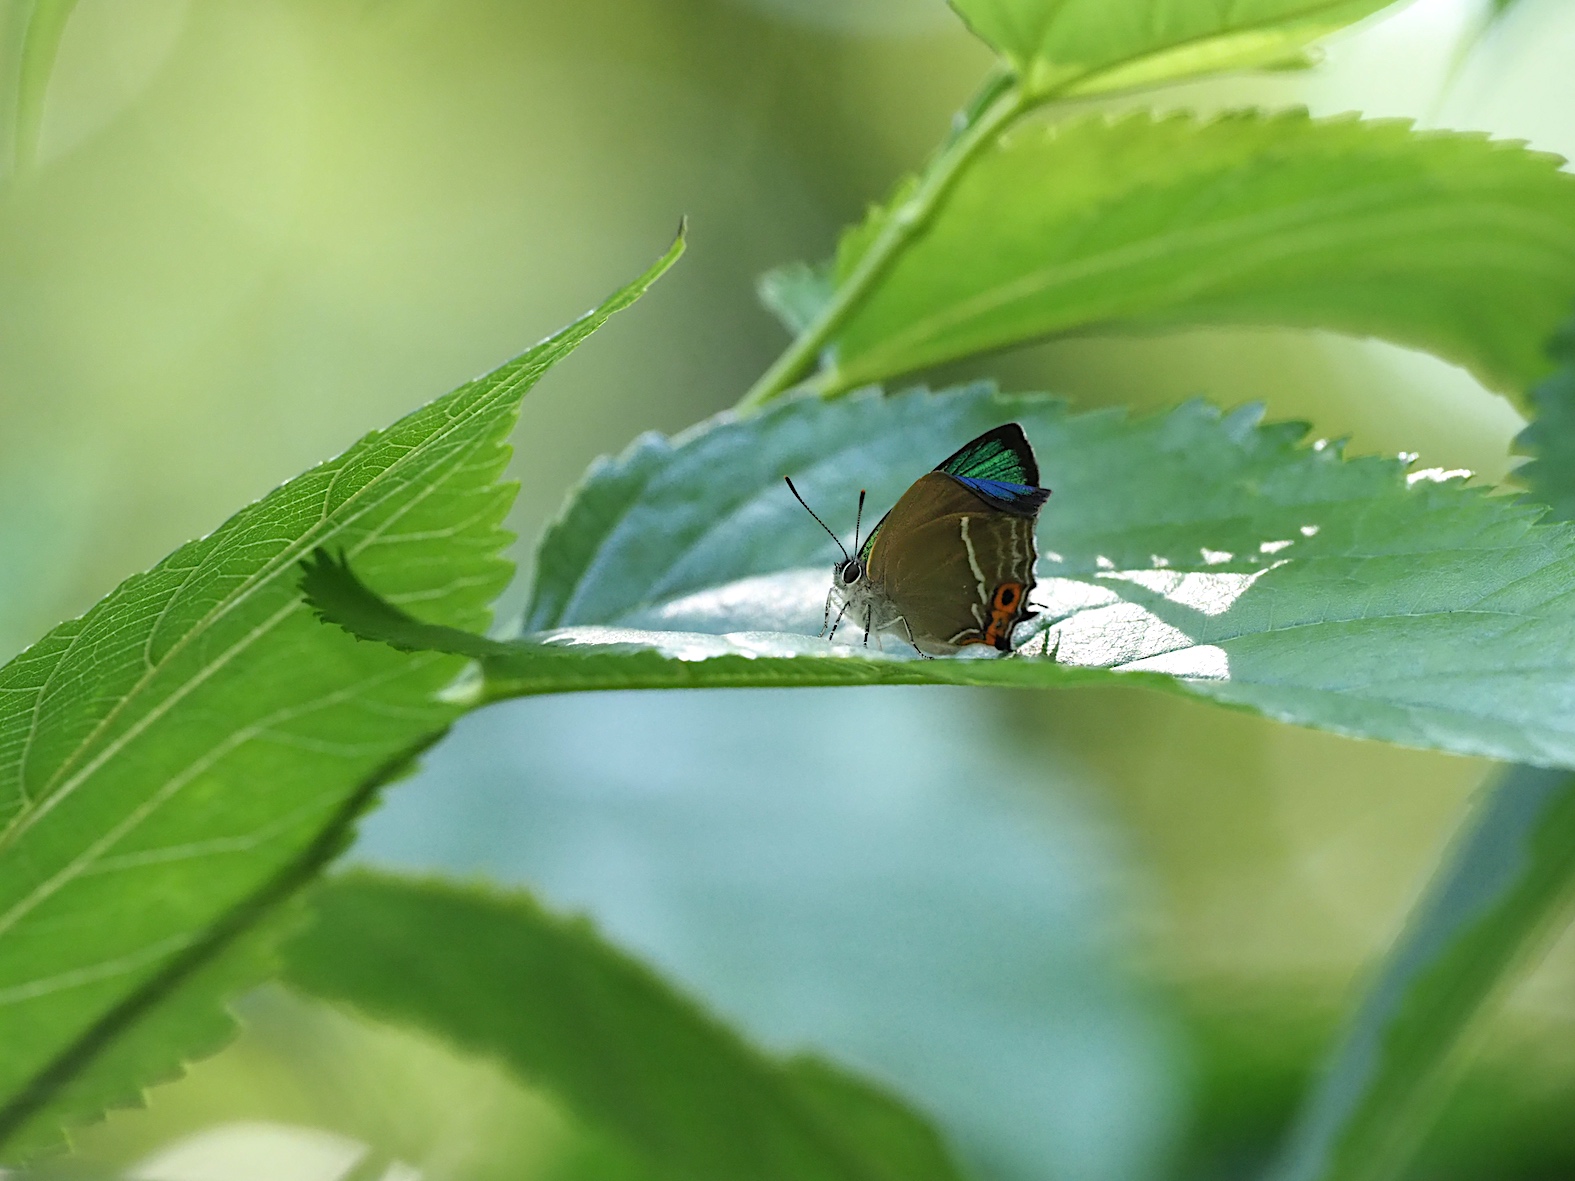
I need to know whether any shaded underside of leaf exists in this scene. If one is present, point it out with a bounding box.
[948,0,1402,96]
[325,382,1575,768]
[283,870,965,1181]
[809,110,1575,400]
[0,234,683,1159]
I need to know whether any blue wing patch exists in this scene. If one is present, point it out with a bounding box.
[950,475,1051,516]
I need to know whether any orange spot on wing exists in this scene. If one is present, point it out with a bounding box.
[984,582,1026,650]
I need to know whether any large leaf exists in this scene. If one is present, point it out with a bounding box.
[283,870,965,1181]
[1268,765,1575,1181]
[1267,321,1575,1181]
[306,382,1575,768]
[791,112,1575,402]
[947,0,1400,96]
[0,234,682,1159]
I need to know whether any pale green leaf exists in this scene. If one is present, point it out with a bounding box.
[306,381,1575,768]
[283,870,965,1181]
[817,111,1575,401]
[948,0,1399,96]
[1269,765,1575,1181]
[0,234,683,1159]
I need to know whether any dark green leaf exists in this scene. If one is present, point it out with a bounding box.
[947,0,1398,95]
[307,381,1575,769]
[283,870,965,1181]
[816,112,1575,401]
[0,233,683,1159]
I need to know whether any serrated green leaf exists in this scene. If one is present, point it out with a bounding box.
[1512,321,1575,519]
[947,0,1398,95]
[1269,765,1575,1181]
[1271,317,1575,1181]
[0,234,682,1160]
[283,870,965,1181]
[304,382,1575,768]
[815,111,1575,401]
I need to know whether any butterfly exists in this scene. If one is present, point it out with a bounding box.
[786,423,1050,658]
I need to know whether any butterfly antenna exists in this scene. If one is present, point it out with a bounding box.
[853,489,867,554]
[784,476,850,562]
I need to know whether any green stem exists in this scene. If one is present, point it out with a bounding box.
[736,79,1031,411]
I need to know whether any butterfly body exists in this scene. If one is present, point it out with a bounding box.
[812,424,1050,657]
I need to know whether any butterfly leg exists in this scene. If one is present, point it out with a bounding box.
[897,615,933,660]
[863,605,872,648]
[826,599,849,643]
[819,590,836,637]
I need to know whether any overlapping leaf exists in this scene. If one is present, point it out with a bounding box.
[306,382,1575,768]
[0,237,681,1159]
[948,0,1400,96]
[284,871,965,1181]
[771,112,1575,401]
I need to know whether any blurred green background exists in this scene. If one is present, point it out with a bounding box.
[6,0,1575,1178]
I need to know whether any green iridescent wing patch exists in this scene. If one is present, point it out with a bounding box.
[936,423,1049,517]
[937,423,1040,485]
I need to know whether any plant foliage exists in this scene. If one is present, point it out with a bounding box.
[0,235,682,1160]
[306,382,1575,771]
[5,0,1575,1174]
[770,112,1575,400]
[947,0,1398,95]
[284,870,965,1181]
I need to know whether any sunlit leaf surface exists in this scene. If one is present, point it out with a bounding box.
[801,113,1575,400]
[284,870,966,1181]
[0,237,682,1159]
[308,382,1575,768]
[947,0,1398,94]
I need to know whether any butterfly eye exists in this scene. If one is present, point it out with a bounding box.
[840,561,862,585]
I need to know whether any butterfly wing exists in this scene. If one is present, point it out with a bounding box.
[935,422,1050,517]
[865,473,1040,653]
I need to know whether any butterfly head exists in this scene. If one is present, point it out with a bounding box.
[834,555,865,588]
[785,476,870,583]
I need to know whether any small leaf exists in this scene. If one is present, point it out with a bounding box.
[817,111,1575,401]
[283,870,966,1181]
[947,0,1400,96]
[758,262,836,337]
[0,233,683,1159]
[308,382,1575,769]
[1269,764,1575,1181]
